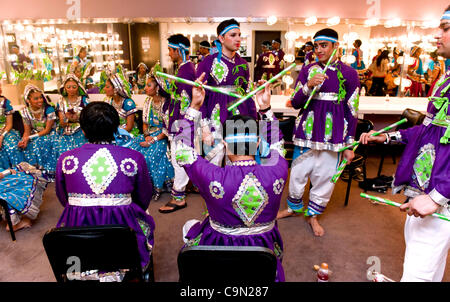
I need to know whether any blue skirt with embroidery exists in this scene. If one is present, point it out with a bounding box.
[53,129,88,160]
[133,131,174,189]
[0,170,37,214]
[22,130,59,175]
[0,130,25,169]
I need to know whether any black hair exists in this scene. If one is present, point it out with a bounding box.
[354,39,362,47]
[147,74,171,100]
[273,38,281,44]
[313,28,339,42]
[199,40,211,48]
[26,89,53,113]
[446,5,450,12]
[305,41,313,47]
[262,41,272,47]
[168,34,190,54]
[217,18,240,36]
[80,102,120,143]
[376,50,390,67]
[222,115,259,156]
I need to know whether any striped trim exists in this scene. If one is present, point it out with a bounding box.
[219,24,240,36]
[68,196,132,206]
[287,196,304,213]
[210,219,275,236]
[224,134,258,143]
[313,35,338,43]
[306,200,326,216]
[442,11,450,20]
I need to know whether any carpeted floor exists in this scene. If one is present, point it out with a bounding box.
[0,153,448,282]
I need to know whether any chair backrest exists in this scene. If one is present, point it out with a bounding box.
[399,108,425,130]
[42,225,143,282]
[177,245,278,282]
[356,118,375,141]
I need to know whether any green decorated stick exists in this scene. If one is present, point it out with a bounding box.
[303,48,338,109]
[360,193,450,222]
[155,71,242,99]
[338,118,408,152]
[227,63,297,112]
[331,144,358,183]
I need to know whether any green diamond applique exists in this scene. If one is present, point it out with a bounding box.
[308,65,323,81]
[211,58,229,84]
[302,111,314,140]
[211,104,221,129]
[232,173,268,227]
[82,148,118,194]
[175,143,198,166]
[324,112,333,142]
[179,90,191,115]
[268,53,275,66]
[413,143,435,189]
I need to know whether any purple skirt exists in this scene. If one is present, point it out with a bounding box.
[57,203,155,270]
[184,218,285,282]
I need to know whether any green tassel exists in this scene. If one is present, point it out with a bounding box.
[336,68,347,104]
[232,64,247,75]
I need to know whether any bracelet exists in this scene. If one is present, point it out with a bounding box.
[259,105,271,113]
[1,169,11,176]
[29,134,39,139]
[1,130,8,137]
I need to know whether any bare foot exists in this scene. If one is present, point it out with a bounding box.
[6,217,32,232]
[277,208,299,219]
[158,199,186,212]
[307,216,325,237]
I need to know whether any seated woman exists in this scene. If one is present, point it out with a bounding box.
[0,162,49,231]
[132,75,174,200]
[175,74,288,281]
[133,63,149,94]
[104,74,140,140]
[0,83,24,169]
[55,102,155,270]
[54,74,90,159]
[18,84,58,176]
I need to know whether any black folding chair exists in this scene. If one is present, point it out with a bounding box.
[377,108,425,176]
[274,113,296,166]
[178,245,277,282]
[42,225,154,282]
[342,118,374,206]
[0,198,16,241]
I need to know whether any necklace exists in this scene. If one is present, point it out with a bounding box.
[111,97,124,111]
[29,106,44,116]
[67,96,81,108]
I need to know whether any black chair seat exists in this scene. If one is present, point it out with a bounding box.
[178,245,277,282]
[42,225,153,282]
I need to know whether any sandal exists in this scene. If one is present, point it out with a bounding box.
[158,201,187,214]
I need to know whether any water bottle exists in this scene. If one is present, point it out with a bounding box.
[385,94,390,102]
[360,86,366,96]
[317,263,330,282]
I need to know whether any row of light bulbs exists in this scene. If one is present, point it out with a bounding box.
[267,16,440,29]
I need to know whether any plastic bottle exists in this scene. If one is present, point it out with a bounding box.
[385,94,390,102]
[317,263,329,282]
[360,86,366,96]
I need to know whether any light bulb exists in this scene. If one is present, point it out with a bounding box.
[267,16,278,26]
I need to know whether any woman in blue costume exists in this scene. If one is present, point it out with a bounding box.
[18,84,58,176]
[133,75,174,200]
[0,162,49,231]
[0,83,24,169]
[54,74,90,158]
[103,74,140,147]
[133,63,149,94]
